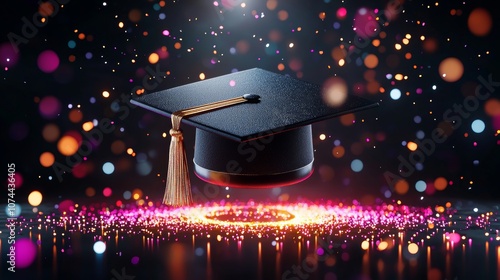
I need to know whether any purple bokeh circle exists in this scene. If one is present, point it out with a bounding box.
[37,50,60,73]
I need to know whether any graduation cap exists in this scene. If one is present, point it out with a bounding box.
[131,68,378,206]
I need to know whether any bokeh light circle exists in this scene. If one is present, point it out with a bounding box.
[37,50,60,73]
[361,240,370,250]
[57,200,75,214]
[438,57,463,82]
[14,238,37,268]
[407,141,418,151]
[86,187,96,197]
[448,232,461,243]
[42,123,60,142]
[67,40,76,48]
[123,191,132,200]
[467,8,492,37]
[332,146,345,158]
[103,187,113,197]
[350,159,363,172]
[39,96,61,119]
[390,88,401,100]
[484,99,500,117]
[102,162,115,175]
[39,152,55,167]
[93,241,106,254]
[0,42,19,67]
[471,119,485,133]
[57,135,79,156]
[128,9,142,22]
[394,179,409,195]
[336,7,347,20]
[434,177,448,191]
[415,180,427,192]
[354,7,377,39]
[363,54,379,69]
[148,52,159,64]
[69,109,83,123]
[408,243,419,254]
[28,191,43,206]
[322,77,347,107]
[5,204,22,217]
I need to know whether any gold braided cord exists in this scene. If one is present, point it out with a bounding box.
[164,96,249,206]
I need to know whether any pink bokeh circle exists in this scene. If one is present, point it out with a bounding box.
[37,50,60,73]
[13,238,37,268]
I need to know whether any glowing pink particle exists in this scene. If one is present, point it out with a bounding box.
[37,50,60,73]
[39,95,61,119]
[448,232,461,243]
[353,8,378,39]
[0,43,19,67]
[336,7,347,19]
[131,256,140,264]
[14,238,37,268]
[229,80,236,87]
[103,187,113,197]
[58,199,75,213]
[6,172,24,189]
[162,30,170,36]
[156,47,169,59]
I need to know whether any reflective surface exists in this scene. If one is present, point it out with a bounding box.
[2,199,499,280]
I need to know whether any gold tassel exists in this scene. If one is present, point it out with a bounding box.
[164,114,192,206]
[163,94,260,207]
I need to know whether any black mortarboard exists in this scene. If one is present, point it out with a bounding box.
[131,68,378,206]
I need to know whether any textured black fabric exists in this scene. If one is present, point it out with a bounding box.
[131,68,378,141]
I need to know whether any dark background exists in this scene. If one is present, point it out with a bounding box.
[1,0,500,207]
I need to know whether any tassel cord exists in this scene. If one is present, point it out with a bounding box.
[164,96,250,206]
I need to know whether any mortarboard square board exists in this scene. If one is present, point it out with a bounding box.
[131,68,378,205]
